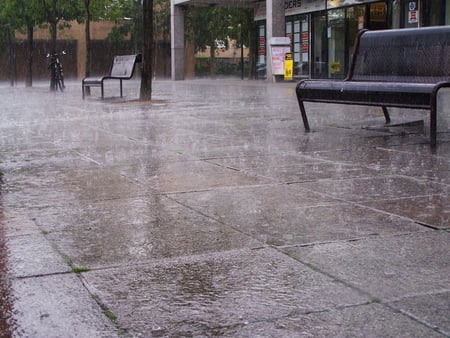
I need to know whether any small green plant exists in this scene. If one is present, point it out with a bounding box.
[72,266,90,273]
[104,310,117,321]
[41,230,49,235]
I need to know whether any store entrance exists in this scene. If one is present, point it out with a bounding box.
[312,1,388,79]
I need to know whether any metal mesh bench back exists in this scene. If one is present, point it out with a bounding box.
[351,26,450,83]
[110,55,137,78]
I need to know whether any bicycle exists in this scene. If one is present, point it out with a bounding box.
[47,50,66,91]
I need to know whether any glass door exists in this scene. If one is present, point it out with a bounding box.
[312,12,328,79]
[328,9,346,79]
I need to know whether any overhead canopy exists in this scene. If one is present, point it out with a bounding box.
[173,0,260,7]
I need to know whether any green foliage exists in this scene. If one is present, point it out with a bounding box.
[195,57,249,77]
[153,0,170,42]
[104,0,143,52]
[0,0,45,39]
[103,0,169,55]
[40,0,83,24]
[185,5,255,78]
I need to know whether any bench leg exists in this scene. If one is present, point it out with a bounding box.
[430,107,437,147]
[382,106,391,124]
[430,83,450,147]
[101,83,104,100]
[430,95,438,148]
[82,84,91,99]
[120,79,123,98]
[298,99,311,132]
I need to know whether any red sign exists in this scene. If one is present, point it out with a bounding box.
[409,10,418,23]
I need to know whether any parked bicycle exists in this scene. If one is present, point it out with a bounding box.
[47,50,66,91]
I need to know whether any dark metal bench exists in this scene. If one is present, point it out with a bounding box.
[82,54,141,99]
[296,26,450,146]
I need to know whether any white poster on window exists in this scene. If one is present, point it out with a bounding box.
[271,46,291,75]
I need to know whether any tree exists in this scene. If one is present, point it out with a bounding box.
[186,6,250,78]
[40,0,82,53]
[140,0,153,100]
[105,0,143,54]
[226,7,256,79]
[1,0,45,86]
[0,24,16,86]
[81,0,109,95]
[105,0,155,100]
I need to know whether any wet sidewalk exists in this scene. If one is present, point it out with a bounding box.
[0,79,449,337]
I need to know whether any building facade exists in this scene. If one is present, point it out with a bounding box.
[255,0,450,80]
[171,0,450,80]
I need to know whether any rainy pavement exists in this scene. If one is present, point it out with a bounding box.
[0,78,449,337]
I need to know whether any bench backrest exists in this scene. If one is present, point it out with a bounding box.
[110,54,139,78]
[349,26,450,83]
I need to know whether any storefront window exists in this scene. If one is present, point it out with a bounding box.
[312,12,328,78]
[403,1,419,27]
[447,0,450,24]
[422,0,444,26]
[256,23,266,79]
[402,0,446,27]
[328,9,346,78]
[286,15,309,78]
[368,2,387,29]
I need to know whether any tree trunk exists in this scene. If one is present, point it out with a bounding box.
[84,0,91,95]
[7,28,16,87]
[50,0,57,53]
[140,0,153,101]
[25,25,34,87]
[210,44,216,79]
[246,10,256,79]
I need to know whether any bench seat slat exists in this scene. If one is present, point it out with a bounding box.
[298,81,437,108]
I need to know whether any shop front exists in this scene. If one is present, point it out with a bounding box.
[256,0,450,80]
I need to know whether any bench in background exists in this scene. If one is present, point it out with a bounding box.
[82,54,141,99]
[296,26,450,146]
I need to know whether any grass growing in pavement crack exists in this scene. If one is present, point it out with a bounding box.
[91,294,127,334]
[58,251,91,274]
[104,310,117,321]
[72,266,91,273]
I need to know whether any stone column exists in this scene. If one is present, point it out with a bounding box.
[171,2,185,80]
[266,0,285,82]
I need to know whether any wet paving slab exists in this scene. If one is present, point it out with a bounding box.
[6,273,119,337]
[0,80,449,336]
[283,231,450,336]
[296,175,448,203]
[171,184,426,247]
[205,152,382,183]
[283,231,450,301]
[306,146,450,185]
[4,233,70,278]
[205,302,444,337]
[362,195,450,229]
[37,196,262,269]
[120,159,273,193]
[2,166,150,209]
[83,248,368,336]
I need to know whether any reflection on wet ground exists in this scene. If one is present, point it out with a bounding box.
[0,79,449,336]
